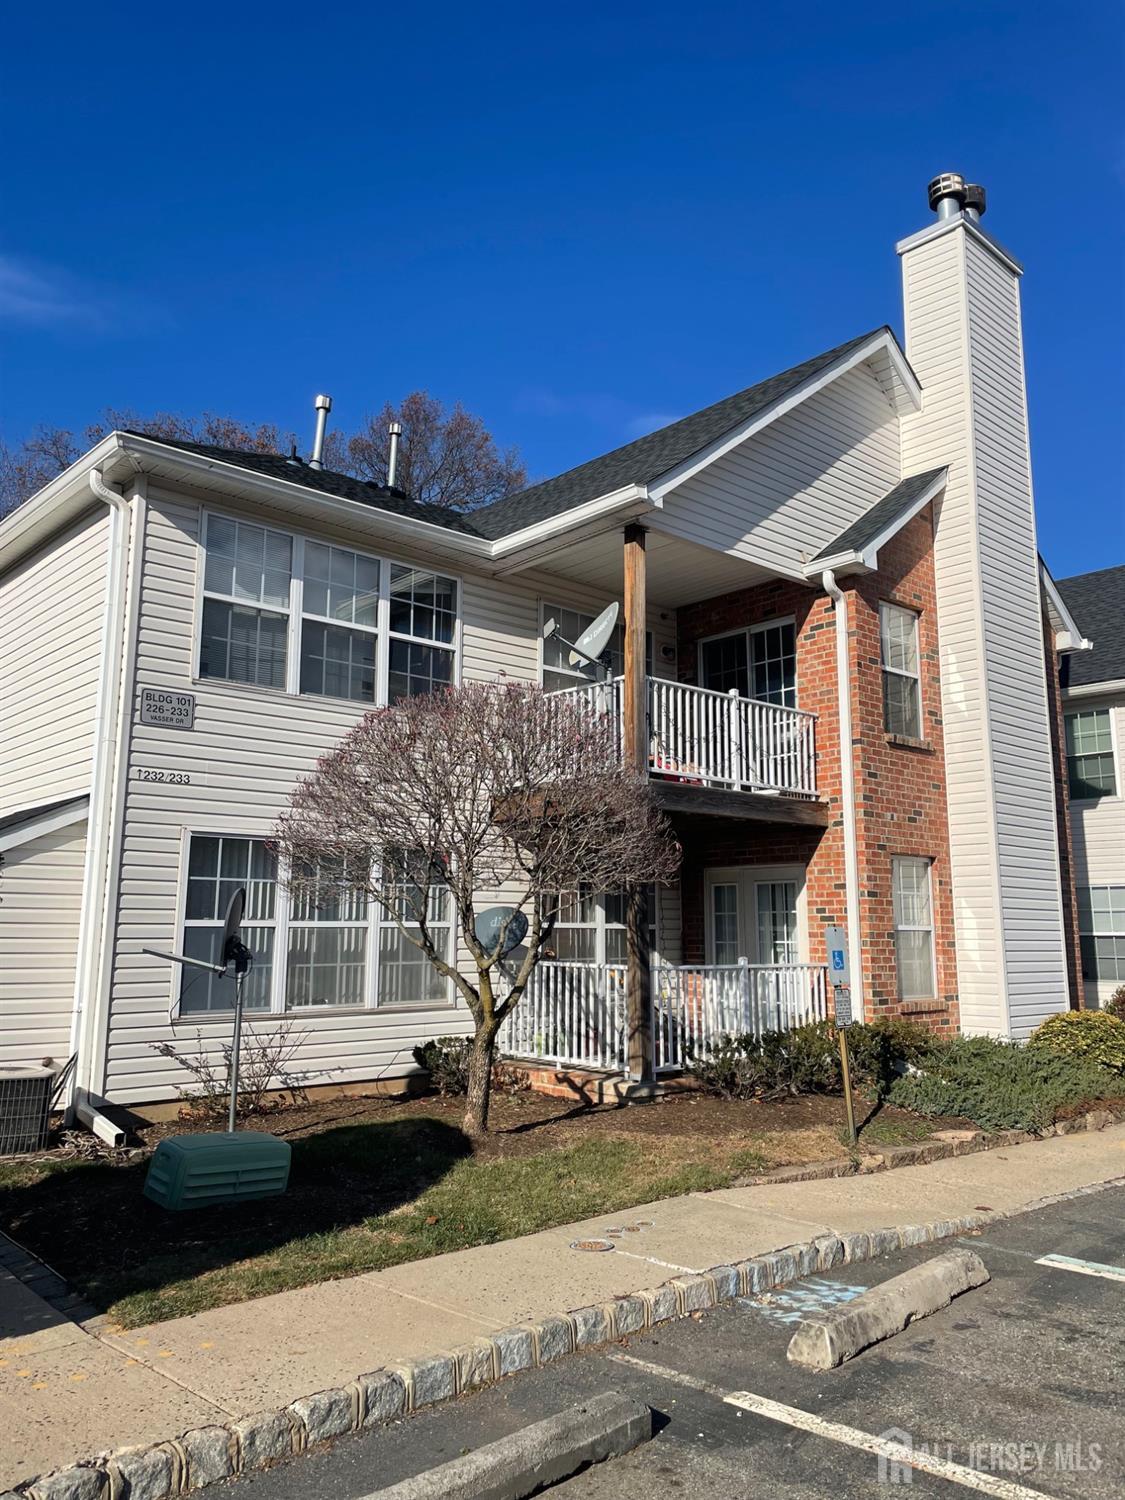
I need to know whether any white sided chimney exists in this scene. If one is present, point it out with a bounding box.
[898,176,1071,1038]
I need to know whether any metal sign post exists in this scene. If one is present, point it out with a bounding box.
[825,926,857,1147]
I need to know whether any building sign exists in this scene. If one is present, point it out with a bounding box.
[824,925,850,984]
[140,688,196,730]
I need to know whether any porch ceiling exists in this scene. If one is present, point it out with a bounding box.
[510,525,785,608]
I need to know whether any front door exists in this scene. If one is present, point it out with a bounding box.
[705,866,805,966]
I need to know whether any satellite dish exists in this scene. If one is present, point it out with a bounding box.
[220,887,245,966]
[568,602,618,669]
[474,906,529,958]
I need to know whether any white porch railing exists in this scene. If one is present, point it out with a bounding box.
[500,960,829,1075]
[652,961,829,1073]
[557,676,817,797]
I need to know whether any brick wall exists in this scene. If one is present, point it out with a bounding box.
[674,506,959,1035]
[1042,607,1084,1009]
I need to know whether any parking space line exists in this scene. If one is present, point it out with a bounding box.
[610,1352,1051,1500]
[1034,1253,1125,1283]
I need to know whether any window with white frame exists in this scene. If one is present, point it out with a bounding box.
[1065,710,1117,800]
[543,888,657,963]
[880,603,922,739]
[299,542,381,703]
[375,852,454,1006]
[711,883,739,964]
[892,856,936,1000]
[198,513,458,704]
[177,834,454,1013]
[200,517,292,689]
[699,620,796,707]
[180,837,277,1012]
[1077,886,1125,984]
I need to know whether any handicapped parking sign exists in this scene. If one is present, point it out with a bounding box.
[824,925,850,984]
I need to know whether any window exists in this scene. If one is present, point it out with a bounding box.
[198,512,459,704]
[388,567,457,702]
[177,835,454,1013]
[544,888,657,964]
[299,542,380,703]
[711,884,739,965]
[200,517,292,688]
[880,603,922,739]
[1065,710,1117,800]
[181,837,276,1013]
[750,622,797,708]
[1077,887,1125,984]
[756,880,798,964]
[286,861,368,1008]
[892,856,936,1000]
[375,853,453,1006]
[699,620,796,706]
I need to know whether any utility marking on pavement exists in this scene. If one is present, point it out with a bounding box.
[739,1276,868,1326]
[724,1390,1052,1500]
[957,1238,1036,1260]
[611,1354,1051,1499]
[1034,1252,1125,1283]
[611,1249,699,1274]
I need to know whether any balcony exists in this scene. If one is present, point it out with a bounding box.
[501,959,829,1074]
[556,676,820,808]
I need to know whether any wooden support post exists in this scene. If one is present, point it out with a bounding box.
[622,523,653,1082]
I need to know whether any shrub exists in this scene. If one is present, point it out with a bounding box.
[150,1022,310,1121]
[412,1036,472,1095]
[688,1017,938,1101]
[1105,987,1125,1023]
[1029,1010,1125,1073]
[887,1035,1125,1132]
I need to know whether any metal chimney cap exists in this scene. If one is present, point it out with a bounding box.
[962,183,987,217]
[927,172,966,212]
[314,393,333,411]
[388,420,403,435]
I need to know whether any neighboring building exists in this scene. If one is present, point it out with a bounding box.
[0,174,1094,1109]
[1056,566,1125,1010]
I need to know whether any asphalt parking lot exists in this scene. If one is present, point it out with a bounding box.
[207,1183,1125,1499]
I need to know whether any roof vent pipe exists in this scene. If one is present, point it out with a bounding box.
[961,183,987,222]
[387,421,403,489]
[927,171,967,220]
[309,393,332,469]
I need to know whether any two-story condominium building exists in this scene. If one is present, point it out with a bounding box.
[0,175,1095,1111]
[1056,566,1125,1011]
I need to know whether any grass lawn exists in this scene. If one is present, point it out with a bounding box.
[0,1090,963,1329]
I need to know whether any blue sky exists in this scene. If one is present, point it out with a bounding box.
[1,1,1121,576]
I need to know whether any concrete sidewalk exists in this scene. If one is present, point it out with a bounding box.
[3,1123,1124,1489]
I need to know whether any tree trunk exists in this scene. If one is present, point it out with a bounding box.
[463,1019,501,1137]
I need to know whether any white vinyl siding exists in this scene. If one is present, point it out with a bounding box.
[0,512,108,817]
[900,222,1070,1037]
[652,364,901,578]
[0,822,86,1069]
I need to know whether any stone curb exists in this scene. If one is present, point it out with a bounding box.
[786,1246,991,1369]
[10,1209,996,1499]
[10,1111,1125,1500]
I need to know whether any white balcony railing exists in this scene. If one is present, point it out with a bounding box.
[557,676,817,797]
[500,959,829,1075]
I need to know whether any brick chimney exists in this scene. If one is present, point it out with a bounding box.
[897,175,1070,1038]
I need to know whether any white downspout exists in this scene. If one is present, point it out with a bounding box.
[821,569,865,1018]
[67,469,132,1110]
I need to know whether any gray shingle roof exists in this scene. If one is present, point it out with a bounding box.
[1057,565,1125,688]
[0,795,88,840]
[123,434,486,536]
[469,327,898,540]
[810,467,948,565]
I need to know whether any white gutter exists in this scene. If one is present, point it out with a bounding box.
[67,470,133,1111]
[821,568,864,1018]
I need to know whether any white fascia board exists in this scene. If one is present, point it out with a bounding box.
[488,484,656,574]
[648,331,922,505]
[1038,560,1093,654]
[0,434,129,575]
[895,213,1024,277]
[1062,677,1125,701]
[800,468,948,580]
[119,433,495,562]
[0,796,90,853]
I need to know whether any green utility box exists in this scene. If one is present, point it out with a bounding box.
[143,1131,291,1210]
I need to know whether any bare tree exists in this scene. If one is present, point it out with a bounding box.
[1,428,83,515]
[272,681,678,1136]
[346,391,527,510]
[86,409,292,455]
